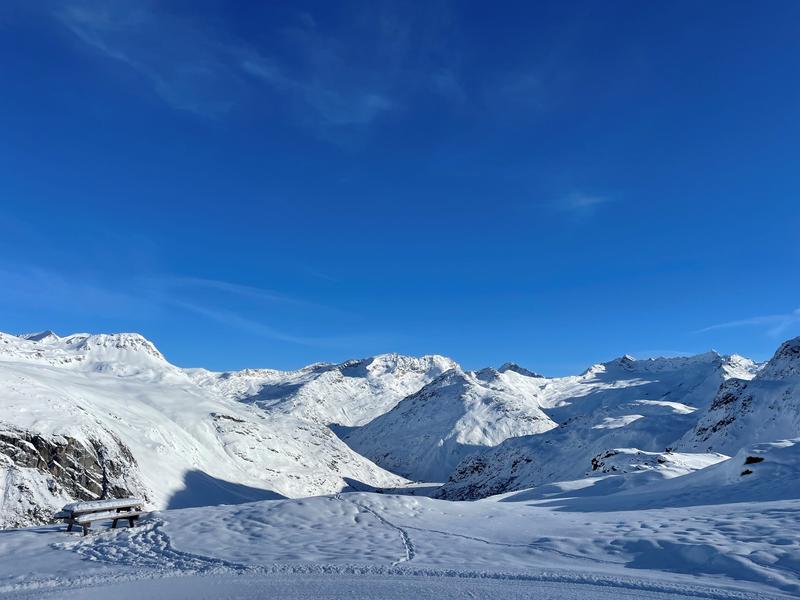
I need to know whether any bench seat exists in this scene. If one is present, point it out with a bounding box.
[56,498,145,536]
[62,498,144,516]
[74,510,143,526]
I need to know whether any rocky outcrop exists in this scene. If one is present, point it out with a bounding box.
[0,423,147,528]
[679,337,800,455]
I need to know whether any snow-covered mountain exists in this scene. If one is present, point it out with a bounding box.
[0,331,410,527]
[436,351,760,500]
[190,353,456,426]
[3,327,799,533]
[4,330,178,379]
[343,367,556,481]
[678,337,800,454]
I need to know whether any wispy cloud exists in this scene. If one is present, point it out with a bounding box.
[151,276,346,315]
[48,0,454,138]
[0,261,375,349]
[530,192,610,215]
[241,55,394,128]
[559,193,609,211]
[56,2,244,116]
[0,262,149,318]
[169,299,391,349]
[696,308,800,337]
[168,299,326,347]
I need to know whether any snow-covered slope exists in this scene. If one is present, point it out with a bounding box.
[678,337,800,454]
[437,352,759,499]
[3,327,796,531]
[191,353,456,427]
[344,367,557,481]
[4,479,799,598]
[522,438,800,511]
[0,332,408,527]
[4,331,180,379]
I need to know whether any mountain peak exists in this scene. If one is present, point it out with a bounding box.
[498,362,544,378]
[18,330,60,343]
[759,336,800,380]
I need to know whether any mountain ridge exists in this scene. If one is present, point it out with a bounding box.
[1,328,796,529]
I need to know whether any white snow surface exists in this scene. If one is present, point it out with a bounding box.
[437,352,760,499]
[344,367,557,481]
[1,331,799,598]
[1,474,798,599]
[679,337,800,454]
[0,331,408,526]
[189,352,457,426]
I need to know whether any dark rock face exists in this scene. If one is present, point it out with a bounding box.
[691,379,753,444]
[434,451,523,501]
[0,423,146,527]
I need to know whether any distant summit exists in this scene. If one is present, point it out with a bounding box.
[18,330,60,343]
[498,362,544,378]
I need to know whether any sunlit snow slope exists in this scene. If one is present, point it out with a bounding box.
[0,332,409,527]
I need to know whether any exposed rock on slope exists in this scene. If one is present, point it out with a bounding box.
[344,367,557,481]
[0,332,408,526]
[679,337,800,454]
[0,423,146,528]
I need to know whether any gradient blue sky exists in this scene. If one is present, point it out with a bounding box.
[1,1,799,374]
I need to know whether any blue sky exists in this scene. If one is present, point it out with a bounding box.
[1,1,799,374]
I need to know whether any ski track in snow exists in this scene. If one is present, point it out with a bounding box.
[337,494,416,565]
[339,494,619,569]
[399,524,622,566]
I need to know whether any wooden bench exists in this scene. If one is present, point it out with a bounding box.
[54,498,145,536]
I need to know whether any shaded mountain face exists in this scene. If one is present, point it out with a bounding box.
[678,337,800,455]
[497,363,544,378]
[343,368,557,482]
[435,352,761,500]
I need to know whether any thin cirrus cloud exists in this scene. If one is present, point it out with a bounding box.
[153,276,348,316]
[560,193,609,211]
[529,192,610,215]
[696,308,800,337]
[49,0,452,135]
[0,261,371,349]
[168,299,393,350]
[55,2,243,116]
[143,276,367,347]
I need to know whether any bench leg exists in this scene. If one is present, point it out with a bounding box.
[128,517,135,528]
[82,525,89,537]
[112,518,118,529]
[66,521,73,532]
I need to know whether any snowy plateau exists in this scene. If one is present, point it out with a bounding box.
[0,330,799,599]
